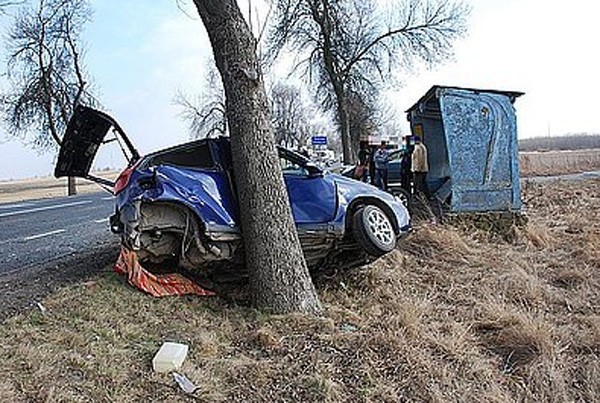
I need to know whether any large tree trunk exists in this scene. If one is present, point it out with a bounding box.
[338,102,355,165]
[193,0,322,315]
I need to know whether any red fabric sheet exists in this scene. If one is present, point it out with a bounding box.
[114,247,215,297]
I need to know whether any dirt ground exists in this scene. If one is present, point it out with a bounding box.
[0,178,598,402]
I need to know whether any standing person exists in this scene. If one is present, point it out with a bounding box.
[411,136,429,197]
[400,148,412,194]
[355,141,369,182]
[373,141,390,191]
[400,136,413,194]
[368,144,377,186]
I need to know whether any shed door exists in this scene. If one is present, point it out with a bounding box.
[439,90,521,212]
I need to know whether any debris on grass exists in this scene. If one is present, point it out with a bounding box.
[35,302,46,313]
[172,372,199,394]
[152,342,189,373]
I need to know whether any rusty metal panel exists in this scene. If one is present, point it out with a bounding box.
[438,88,522,212]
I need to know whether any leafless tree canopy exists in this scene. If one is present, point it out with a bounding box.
[174,63,227,139]
[1,0,96,151]
[268,0,469,163]
[270,82,312,148]
[0,0,23,13]
[346,92,377,142]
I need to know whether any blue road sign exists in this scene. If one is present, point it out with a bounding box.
[311,136,327,145]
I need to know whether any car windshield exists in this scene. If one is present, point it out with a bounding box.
[278,147,309,163]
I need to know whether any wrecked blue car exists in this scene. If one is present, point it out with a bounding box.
[55,106,411,279]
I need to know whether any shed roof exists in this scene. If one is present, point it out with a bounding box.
[405,85,524,113]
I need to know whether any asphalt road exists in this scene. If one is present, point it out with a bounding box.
[0,191,118,275]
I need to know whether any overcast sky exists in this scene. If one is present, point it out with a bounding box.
[0,0,599,180]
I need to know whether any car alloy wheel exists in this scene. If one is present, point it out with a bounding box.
[365,206,394,245]
[353,205,396,256]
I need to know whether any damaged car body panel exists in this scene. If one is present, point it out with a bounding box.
[56,106,411,282]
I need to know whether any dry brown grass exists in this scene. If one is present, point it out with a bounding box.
[520,149,600,177]
[0,179,598,402]
[0,171,119,203]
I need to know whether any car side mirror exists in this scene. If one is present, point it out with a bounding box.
[305,162,323,177]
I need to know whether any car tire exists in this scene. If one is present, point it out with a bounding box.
[390,187,411,211]
[353,205,397,257]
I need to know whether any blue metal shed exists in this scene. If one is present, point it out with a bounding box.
[406,86,524,213]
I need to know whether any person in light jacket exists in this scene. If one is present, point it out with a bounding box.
[411,136,429,197]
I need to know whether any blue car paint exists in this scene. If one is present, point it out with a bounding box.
[284,175,337,224]
[117,163,410,240]
[118,166,240,234]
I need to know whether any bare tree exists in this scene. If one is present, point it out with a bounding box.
[270,82,311,148]
[268,0,469,164]
[1,0,97,195]
[0,0,23,13]
[346,91,376,147]
[373,99,406,140]
[192,0,322,315]
[174,62,227,139]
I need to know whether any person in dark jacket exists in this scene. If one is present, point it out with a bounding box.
[400,149,412,194]
[355,141,370,182]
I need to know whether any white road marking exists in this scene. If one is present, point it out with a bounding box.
[0,200,92,218]
[94,218,107,223]
[24,229,66,241]
[0,203,34,210]
[101,196,114,200]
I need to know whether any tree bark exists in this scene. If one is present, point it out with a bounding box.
[193,0,322,315]
[338,101,355,165]
[67,176,77,196]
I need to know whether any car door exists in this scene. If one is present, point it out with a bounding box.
[387,150,403,185]
[279,152,337,225]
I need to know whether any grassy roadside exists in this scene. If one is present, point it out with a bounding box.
[0,179,598,402]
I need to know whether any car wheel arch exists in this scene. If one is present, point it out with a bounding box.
[345,197,399,235]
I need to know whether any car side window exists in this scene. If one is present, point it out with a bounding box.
[145,143,214,169]
[280,155,308,176]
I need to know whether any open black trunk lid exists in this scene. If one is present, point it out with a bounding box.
[54,106,140,188]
